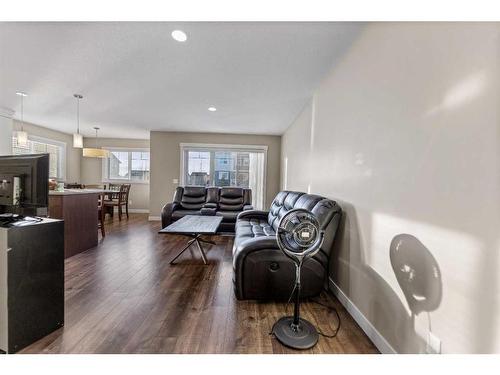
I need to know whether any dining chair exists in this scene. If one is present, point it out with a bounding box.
[104,184,131,221]
[103,183,119,219]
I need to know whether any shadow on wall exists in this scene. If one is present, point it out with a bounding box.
[390,234,442,335]
[329,201,442,353]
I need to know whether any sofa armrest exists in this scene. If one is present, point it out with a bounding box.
[203,202,218,209]
[233,235,281,299]
[161,202,179,228]
[236,235,279,253]
[233,236,280,270]
[201,207,217,216]
[237,209,269,221]
[243,204,253,211]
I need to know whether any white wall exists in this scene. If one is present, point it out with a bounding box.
[281,22,500,353]
[0,108,13,155]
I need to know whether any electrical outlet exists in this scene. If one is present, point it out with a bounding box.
[129,200,132,205]
[173,179,179,184]
[426,332,441,354]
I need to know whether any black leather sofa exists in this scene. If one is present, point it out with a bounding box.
[161,186,253,232]
[233,191,342,300]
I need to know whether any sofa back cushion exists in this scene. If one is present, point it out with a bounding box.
[219,187,245,211]
[206,187,219,205]
[268,191,304,230]
[180,186,207,210]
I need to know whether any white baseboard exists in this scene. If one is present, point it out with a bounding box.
[128,209,149,214]
[148,216,161,221]
[110,208,149,214]
[329,277,396,354]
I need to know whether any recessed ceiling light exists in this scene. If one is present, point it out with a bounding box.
[15,92,28,97]
[208,106,217,112]
[171,30,187,42]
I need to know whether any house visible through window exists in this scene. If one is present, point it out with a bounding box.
[181,144,267,209]
[12,135,65,180]
[103,149,150,183]
[187,151,210,186]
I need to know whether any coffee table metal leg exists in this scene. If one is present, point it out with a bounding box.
[199,237,216,245]
[169,234,215,265]
[169,237,196,264]
[194,236,209,265]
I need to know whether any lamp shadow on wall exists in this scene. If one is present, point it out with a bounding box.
[330,202,442,353]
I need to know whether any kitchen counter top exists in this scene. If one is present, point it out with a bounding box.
[49,189,104,196]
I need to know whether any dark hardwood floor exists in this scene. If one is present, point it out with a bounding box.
[21,214,378,354]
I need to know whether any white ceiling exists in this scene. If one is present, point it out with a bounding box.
[0,22,362,139]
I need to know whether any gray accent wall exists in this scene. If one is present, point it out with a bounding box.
[149,131,281,217]
[281,23,500,353]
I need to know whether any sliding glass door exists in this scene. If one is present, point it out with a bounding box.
[181,144,267,209]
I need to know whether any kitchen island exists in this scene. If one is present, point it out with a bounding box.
[48,189,101,258]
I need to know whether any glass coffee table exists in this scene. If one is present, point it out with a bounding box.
[159,215,223,265]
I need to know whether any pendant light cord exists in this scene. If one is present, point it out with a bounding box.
[74,94,83,136]
[20,95,24,132]
[94,127,100,148]
[77,97,80,134]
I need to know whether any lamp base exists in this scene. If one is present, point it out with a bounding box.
[272,316,319,350]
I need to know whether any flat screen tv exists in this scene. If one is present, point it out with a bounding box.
[0,154,49,216]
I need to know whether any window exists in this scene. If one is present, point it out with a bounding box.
[102,149,150,183]
[11,135,66,180]
[181,143,267,209]
[186,151,210,186]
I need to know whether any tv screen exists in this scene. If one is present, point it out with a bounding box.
[0,154,49,212]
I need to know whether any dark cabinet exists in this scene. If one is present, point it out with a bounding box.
[0,218,64,353]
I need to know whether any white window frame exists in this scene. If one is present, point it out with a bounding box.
[179,143,268,206]
[101,147,150,184]
[12,134,67,181]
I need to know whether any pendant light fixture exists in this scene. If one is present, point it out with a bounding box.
[15,92,28,146]
[73,94,83,148]
[83,127,109,158]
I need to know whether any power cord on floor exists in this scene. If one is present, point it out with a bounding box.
[308,297,341,338]
[273,286,341,339]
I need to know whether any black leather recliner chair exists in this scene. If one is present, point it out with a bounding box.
[161,186,252,232]
[232,191,342,300]
[161,186,209,228]
[216,187,253,232]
